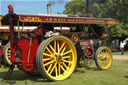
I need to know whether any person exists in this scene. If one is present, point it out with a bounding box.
[120,41,125,55]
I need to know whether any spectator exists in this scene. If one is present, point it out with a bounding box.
[120,41,125,55]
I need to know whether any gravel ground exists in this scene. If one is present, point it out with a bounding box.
[113,55,128,60]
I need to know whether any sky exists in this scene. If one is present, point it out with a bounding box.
[0,0,69,15]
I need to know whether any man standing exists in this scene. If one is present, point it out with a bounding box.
[120,41,125,55]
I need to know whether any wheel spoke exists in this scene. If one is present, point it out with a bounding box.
[105,51,109,59]
[101,51,104,56]
[104,51,108,57]
[98,58,102,64]
[101,61,104,66]
[61,66,66,72]
[8,50,11,53]
[46,47,54,56]
[62,56,70,59]
[43,58,51,62]
[49,44,57,54]
[105,52,110,64]
[61,47,66,55]
[58,63,61,75]
[104,51,107,57]
[99,51,105,59]
[62,50,72,56]
[50,63,57,74]
[47,64,53,73]
[107,57,110,63]
[55,66,58,77]
[63,60,71,64]
[63,62,68,69]
[43,60,55,66]
[57,41,60,53]
[98,56,102,60]
[107,51,111,58]
[102,50,105,53]
[59,42,65,53]
[43,53,53,57]
[98,53,102,59]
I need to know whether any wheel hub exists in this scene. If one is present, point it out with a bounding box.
[56,54,62,62]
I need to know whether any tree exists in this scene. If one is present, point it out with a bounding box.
[64,0,86,16]
[64,0,128,38]
[93,0,128,38]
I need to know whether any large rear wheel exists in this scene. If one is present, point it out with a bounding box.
[36,36,77,81]
[3,42,11,66]
[95,46,112,70]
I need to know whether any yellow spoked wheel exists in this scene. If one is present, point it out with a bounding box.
[36,36,77,81]
[3,42,12,66]
[95,46,112,70]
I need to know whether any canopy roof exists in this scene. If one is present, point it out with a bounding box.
[2,13,118,26]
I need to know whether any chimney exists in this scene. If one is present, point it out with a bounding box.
[86,0,93,17]
[47,3,51,14]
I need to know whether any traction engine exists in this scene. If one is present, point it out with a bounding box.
[1,5,118,81]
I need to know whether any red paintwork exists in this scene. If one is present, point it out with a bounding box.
[8,5,13,13]
[9,39,39,71]
[35,27,42,36]
[2,13,118,25]
[0,46,4,57]
[18,14,118,24]
[84,46,93,55]
[80,40,93,56]
[17,39,38,71]
[80,40,92,45]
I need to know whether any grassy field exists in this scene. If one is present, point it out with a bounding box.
[0,60,128,85]
[112,50,128,55]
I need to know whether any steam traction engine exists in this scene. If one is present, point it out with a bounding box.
[1,5,118,81]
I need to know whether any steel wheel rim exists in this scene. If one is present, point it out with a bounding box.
[41,36,77,80]
[5,45,11,64]
[97,48,112,69]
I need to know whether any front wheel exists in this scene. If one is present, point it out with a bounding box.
[95,46,112,70]
[36,36,77,81]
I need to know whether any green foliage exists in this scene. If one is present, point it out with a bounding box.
[64,0,86,16]
[112,50,128,55]
[93,0,128,23]
[64,0,128,38]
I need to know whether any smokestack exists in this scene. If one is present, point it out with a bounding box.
[86,0,93,17]
[47,3,51,14]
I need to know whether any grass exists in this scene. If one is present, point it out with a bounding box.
[0,60,128,85]
[112,50,128,55]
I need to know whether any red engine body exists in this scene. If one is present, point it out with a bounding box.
[16,39,39,71]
